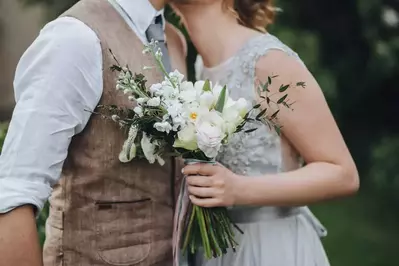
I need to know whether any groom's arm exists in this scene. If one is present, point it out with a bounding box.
[0,17,103,266]
[0,206,42,266]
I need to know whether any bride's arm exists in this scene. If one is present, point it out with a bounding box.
[184,50,359,207]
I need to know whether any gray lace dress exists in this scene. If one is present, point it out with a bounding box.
[194,33,330,266]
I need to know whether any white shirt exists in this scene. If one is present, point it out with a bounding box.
[0,0,164,214]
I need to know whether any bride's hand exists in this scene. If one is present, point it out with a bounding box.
[183,163,243,208]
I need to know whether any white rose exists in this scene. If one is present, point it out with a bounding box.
[141,133,156,164]
[154,121,173,133]
[195,112,225,158]
[173,123,198,151]
[147,97,161,107]
[134,106,144,117]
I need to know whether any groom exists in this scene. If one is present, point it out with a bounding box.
[0,0,186,266]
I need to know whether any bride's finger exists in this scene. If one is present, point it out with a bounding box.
[186,175,212,187]
[187,185,215,198]
[189,195,220,208]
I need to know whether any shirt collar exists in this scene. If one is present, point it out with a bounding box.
[115,0,165,37]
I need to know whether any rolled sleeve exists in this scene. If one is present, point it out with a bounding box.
[0,179,51,214]
[0,17,102,214]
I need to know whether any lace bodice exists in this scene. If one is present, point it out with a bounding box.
[195,33,304,176]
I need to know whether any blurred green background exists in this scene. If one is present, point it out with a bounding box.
[1,0,399,265]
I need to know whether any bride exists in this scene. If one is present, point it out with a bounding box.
[171,0,359,265]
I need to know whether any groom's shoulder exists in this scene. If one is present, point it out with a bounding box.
[40,16,100,46]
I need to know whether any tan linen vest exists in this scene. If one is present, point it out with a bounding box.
[43,0,183,265]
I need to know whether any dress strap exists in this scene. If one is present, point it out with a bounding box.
[233,33,304,88]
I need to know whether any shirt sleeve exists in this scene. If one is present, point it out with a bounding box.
[0,17,103,214]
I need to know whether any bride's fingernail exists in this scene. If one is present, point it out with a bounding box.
[181,168,185,174]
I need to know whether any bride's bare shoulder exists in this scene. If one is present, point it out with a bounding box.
[165,23,187,76]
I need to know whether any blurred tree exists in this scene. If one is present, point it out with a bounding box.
[0,123,7,153]
[12,0,399,265]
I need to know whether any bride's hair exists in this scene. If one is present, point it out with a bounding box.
[224,0,276,32]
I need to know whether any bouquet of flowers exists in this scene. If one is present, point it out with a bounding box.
[99,40,298,260]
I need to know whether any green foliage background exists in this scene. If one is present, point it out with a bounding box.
[2,0,398,265]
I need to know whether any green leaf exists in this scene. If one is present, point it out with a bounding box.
[256,109,267,120]
[279,84,290,92]
[253,103,261,109]
[245,128,258,133]
[277,94,288,104]
[274,125,281,135]
[271,110,280,119]
[203,80,212,92]
[262,82,270,92]
[268,76,272,84]
[215,85,227,112]
[296,81,306,88]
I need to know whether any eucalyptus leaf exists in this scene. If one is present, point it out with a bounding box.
[256,109,267,120]
[274,125,281,135]
[277,94,288,104]
[245,128,258,133]
[279,85,290,93]
[271,110,280,119]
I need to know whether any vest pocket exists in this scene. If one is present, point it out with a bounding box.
[95,199,153,265]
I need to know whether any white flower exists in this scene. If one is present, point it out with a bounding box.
[155,48,163,59]
[174,123,198,151]
[180,81,194,91]
[169,70,185,85]
[149,83,162,95]
[222,98,248,136]
[156,156,165,166]
[167,101,183,119]
[119,126,138,163]
[195,112,225,158]
[147,97,161,107]
[235,98,249,117]
[161,82,179,100]
[200,91,216,109]
[183,103,208,124]
[134,106,144,117]
[179,89,197,103]
[111,115,120,122]
[154,121,173,133]
[194,81,205,92]
[141,133,157,164]
[223,109,243,136]
[137,97,148,105]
